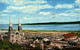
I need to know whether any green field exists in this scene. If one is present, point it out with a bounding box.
[23,30,80,37]
[1,29,79,31]
[1,29,80,37]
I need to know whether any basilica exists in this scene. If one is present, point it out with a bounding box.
[1,17,24,44]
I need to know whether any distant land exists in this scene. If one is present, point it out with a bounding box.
[21,21,80,25]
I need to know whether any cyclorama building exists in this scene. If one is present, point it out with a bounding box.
[0,17,24,44]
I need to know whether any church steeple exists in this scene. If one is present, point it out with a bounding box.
[10,16,12,26]
[18,16,22,31]
[19,16,21,26]
[9,16,13,32]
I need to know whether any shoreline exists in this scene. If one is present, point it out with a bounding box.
[0,29,80,31]
[0,29,80,32]
[0,29,80,36]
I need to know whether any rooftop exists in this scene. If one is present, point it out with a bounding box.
[63,34,77,37]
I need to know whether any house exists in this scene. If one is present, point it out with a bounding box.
[63,33,78,41]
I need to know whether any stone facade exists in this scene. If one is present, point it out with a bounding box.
[8,17,24,44]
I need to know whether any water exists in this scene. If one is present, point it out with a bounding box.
[0,24,79,31]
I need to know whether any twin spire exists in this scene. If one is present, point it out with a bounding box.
[19,16,21,26]
[9,16,22,32]
[10,16,12,26]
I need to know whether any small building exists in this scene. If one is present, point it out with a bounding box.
[63,33,78,41]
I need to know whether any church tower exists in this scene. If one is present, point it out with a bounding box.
[9,16,13,32]
[8,16,24,43]
[8,17,14,43]
[18,17,22,32]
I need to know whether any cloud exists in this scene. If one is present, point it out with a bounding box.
[54,4,74,9]
[0,0,53,13]
[56,12,80,18]
[75,0,80,7]
[65,10,70,12]
[0,14,16,17]
[65,8,80,13]
[23,16,45,20]
[3,10,10,12]
[52,12,80,22]
[74,8,80,12]
[22,4,53,13]
[39,12,51,15]
[24,17,28,20]
[3,4,53,13]
[0,0,47,6]
[0,14,8,16]
[0,0,80,24]
[58,13,69,16]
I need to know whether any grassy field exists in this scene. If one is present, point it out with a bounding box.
[1,29,80,36]
[23,30,80,36]
[1,29,80,32]
[23,30,80,32]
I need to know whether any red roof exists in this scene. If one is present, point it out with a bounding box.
[64,34,77,37]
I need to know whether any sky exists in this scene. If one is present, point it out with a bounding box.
[0,0,80,24]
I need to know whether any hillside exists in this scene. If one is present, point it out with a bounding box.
[21,21,80,25]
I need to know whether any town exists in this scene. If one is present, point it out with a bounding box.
[0,17,80,50]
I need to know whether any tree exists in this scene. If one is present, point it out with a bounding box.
[69,42,77,46]
[0,40,22,50]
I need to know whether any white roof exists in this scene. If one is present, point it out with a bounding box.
[43,38,49,41]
